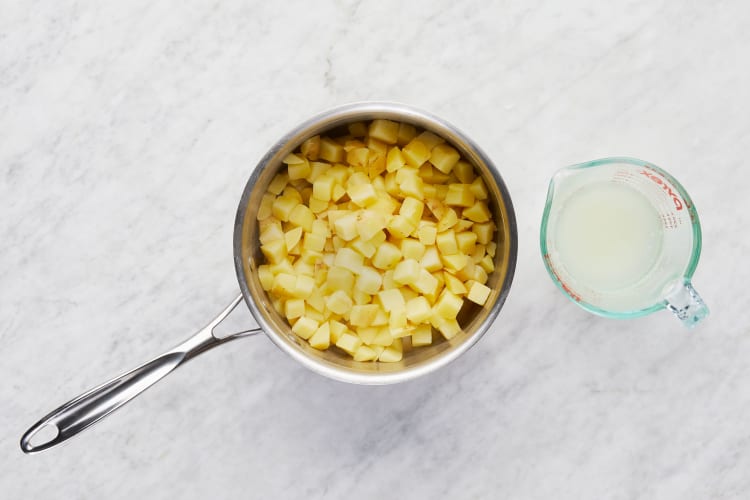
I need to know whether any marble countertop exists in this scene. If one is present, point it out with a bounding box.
[3,1,750,498]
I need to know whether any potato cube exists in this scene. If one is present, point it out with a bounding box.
[436,230,458,256]
[356,266,383,295]
[400,286,418,302]
[382,270,396,290]
[335,332,361,354]
[472,222,495,245]
[353,289,372,305]
[463,201,491,223]
[389,309,408,330]
[411,324,433,347]
[405,296,432,323]
[401,238,426,260]
[368,229,387,246]
[282,186,302,203]
[455,219,474,232]
[326,266,354,293]
[436,208,458,232]
[269,259,294,276]
[284,227,303,252]
[257,193,275,221]
[433,290,463,319]
[430,143,460,174]
[348,122,367,137]
[441,253,468,273]
[308,322,331,350]
[303,232,326,252]
[334,247,364,274]
[469,177,489,200]
[402,139,430,167]
[271,196,298,222]
[379,345,403,363]
[348,183,378,207]
[288,159,311,181]
[372,308,389,326]
[397,123,417,146]
[386,147,405,172]
[356,210,387,241]
[258,265,274,291]
[444,184,475,207]
[261,240,287,265]
[292,317,319,340]
[399,175,424,199]
[357,326,378,344]
[430,315,461,340]
[353,345,378,361]
[329,320,347,343]
[267,173,288,195]
[331,183,347,202]
[312,175,335,202]
[309,197,329,213]
[288,204,315,232]
[417,223,437,246]
[393,259,421,286]
[306,293,326,313]
[387,215,416,239]
[453,160,474,184]
[293,275,315,298]
[319,137,345,163]
[350,237,377,258]
[300,135,320,160]
[333,212,359,241]
[372,242,402,270]
[399,197,424,226]
[487,241,497,258]
[378,289,405,311]
[371,326,394,346]
[467,281,491,306]
[479,254,495,273]
[411,268,438,296]
[420,246,443,272]
[350,304,380,326]
[346,147,370,168]
[443,272,468,295]
[369,119,399,144]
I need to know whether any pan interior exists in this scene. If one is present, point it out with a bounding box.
[233,103,517,384]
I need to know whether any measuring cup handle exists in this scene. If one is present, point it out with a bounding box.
[20,294,261,454]
[665,280,709,328]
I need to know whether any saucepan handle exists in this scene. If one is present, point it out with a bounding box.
[20,294,261,454]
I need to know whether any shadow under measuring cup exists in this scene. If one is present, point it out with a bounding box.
[540,157,709,327]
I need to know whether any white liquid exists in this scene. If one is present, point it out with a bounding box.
[554,182,663,292]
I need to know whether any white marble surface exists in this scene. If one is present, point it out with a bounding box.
[3,1,750,498]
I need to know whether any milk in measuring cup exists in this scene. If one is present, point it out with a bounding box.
[554,182,663,292]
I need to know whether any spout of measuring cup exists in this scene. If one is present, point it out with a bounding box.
[664,280,709,328]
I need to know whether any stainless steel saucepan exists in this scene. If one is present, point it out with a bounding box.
[20,102,518,454]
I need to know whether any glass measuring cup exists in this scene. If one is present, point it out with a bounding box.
[540,157,708,327]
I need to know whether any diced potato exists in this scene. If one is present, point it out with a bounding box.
[369,119,399,144]
[433,290,463,319]
[467,281,491,305]
[356,266,383,295]
[300,135,320,160]
[405,296,432,323]
[444,184,475,207]
[436,230,458,256]
[463,201,491,223]
[386,147,405,172]
[292,317,319,340]
[319,137,345,163]
[335,332,361,354]
[430,143,460,174]
[393,259,421,286]
[350,304,380,326]
[372,242,402,270]
[353,345,378,361]
[397,123,417,146]
[326,266,354,293]
[402,139,430,167]
[415,131,445,150]
[421,246,443,272]
[453,161,474,184]
[411,324,432,347]
[399,197,424,226]
[257,119,502,362]
[308,322,331,350]
[261,240,287,265]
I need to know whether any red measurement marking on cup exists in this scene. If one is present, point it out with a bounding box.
[639,167,684,211]
[544,253,582,302]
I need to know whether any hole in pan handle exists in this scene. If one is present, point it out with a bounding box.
[20,294,261,454]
